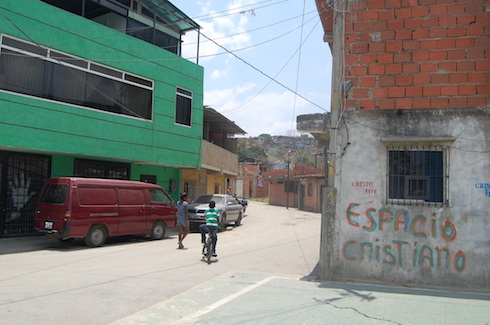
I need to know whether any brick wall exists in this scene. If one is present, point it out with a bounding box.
[341,0,489,110]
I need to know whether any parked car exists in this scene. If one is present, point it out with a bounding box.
[188,194,244,231]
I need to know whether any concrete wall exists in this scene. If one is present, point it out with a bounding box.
[329,108,489,288]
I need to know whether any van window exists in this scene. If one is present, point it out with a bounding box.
[150,188,172,205]
[118,189,145,205]
[79,188,117,205]
[39,184,68,204]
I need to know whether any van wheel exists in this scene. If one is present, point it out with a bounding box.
[150,221,166,240]
[85,225,107,247]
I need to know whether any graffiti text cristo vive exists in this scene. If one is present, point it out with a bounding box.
[344,203,466,272]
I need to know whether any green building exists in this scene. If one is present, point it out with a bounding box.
[0,0,203,236]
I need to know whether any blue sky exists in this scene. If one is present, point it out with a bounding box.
[171,0,333,137]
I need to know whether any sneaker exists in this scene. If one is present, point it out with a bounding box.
[212,252,217,257]
[178,243,184,249]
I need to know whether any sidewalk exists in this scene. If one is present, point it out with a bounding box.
[110,271,490,325]
[0,235,56,254]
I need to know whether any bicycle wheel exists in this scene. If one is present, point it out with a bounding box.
[206,237,213,264]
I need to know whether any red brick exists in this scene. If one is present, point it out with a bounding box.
[437,39,455,49]
[449,73,467,83]
[441,85,459,96]
[396,75,413,85]
[432,73,449,84]
[403,40,420,51]
[373,88,389,98]
[359,11,379,20]
[413,28,429,39]
[447,50,466,60]
[438,16,457,27]
[466,25,484,36]
[396,30,412,40]
[476,85,490,95]
[380,31,395,41]
[449,97,468,108]
[455,38,473,48]
[430,28,447,38]
[468,72,487,83]
[396,98,413,109]
[421,63,438,72]
[413,52,429,61]
[413,98,430,109]
[447,27,465,37]
[350,65,368,76]
[359,32,372,43]
[406,86,423,97]
[369,65,385,75]
[369,42,386,52]
[387,20,404,30]
[388,87,405,97]
[386,42,403,52]
[346,54,359,65]
[353,21,369,32]
[345,33,358,43]
[431,98,449,109]
[459,85,477,95]
[475,12,489,24]
[468,97,487,108]
[377,53,393,63]
[447,4,466,15]
[430,5,447,15]
[429,51,447,61]
[412,6,428,17]
[368,0,385,9]
[439,62,457,71]
[405,18,421,29]
[457,15,477,25]
[394,52,411,62]
[420,39,438,50]
[395,8,412,18]
[456,61,475,71]
[419,0,437,5]
[369,21,388,31]
[359,76,376,87]
[387,0,402,8]
[360,100,376,110]
[424,86,441,96]
[352,89,369,99]
[359,53,377,64]
[386,63,403,74]
[466,1,484,13]
[476,60,490,71]
[421,16,439,27]
[351,43,369,54]
[403,63,420,73]
[379,76,395,86]
[345,99,358,109]
[466,49,485,60]
[413,74,431,85]
[378,10,395,20]
[379,99,396,109]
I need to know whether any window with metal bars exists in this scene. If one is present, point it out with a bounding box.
[387,145,448,206]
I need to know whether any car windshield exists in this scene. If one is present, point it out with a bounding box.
[194,195,225,205]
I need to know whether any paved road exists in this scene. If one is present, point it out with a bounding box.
[1,201,489,324]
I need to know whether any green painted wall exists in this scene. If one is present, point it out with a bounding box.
[0,0,204,173]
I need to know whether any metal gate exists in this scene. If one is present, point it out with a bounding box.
[0,152,51,237]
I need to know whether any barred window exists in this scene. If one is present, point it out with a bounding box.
[387,145,449,206]
[74,159,130,180]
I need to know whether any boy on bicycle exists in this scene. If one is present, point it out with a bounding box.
[199,201,219,257]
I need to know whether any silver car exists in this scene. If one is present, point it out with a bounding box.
[188,194,244,231]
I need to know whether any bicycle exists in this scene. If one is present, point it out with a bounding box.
[201,227,218,264]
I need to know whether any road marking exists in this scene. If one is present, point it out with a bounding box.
[177,275,285,323]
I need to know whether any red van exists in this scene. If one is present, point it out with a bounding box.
[34,177,177,247]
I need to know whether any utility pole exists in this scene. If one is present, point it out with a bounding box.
[320,0,344,281]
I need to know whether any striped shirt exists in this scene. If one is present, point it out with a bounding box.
[204,208,219,228]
